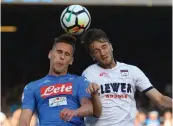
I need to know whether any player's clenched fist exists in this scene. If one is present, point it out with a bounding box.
[86,82,100,95]
[60,108,78,121]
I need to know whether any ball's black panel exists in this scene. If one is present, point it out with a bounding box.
[61,8,90,33]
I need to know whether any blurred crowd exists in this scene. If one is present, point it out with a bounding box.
[1,107,172,126]
[1,83,172,126]
[134,110,172,126]
[0,109,37,126]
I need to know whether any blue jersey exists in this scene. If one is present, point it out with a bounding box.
[22,74,91,126]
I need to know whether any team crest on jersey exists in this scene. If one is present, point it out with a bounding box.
[120,70,129,78]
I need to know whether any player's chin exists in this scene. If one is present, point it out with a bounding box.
[101,60,111,66]
[54,67,64,74]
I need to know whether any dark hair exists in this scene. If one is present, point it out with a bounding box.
[53,33,76,54]
[80,28,110,53]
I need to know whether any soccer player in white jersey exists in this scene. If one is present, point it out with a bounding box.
[80,28,172,126]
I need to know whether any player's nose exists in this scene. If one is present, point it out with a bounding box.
[100,50,106,57]
[60,54,65,60]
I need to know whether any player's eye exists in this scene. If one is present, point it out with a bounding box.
[56,50,62,54]
[93,50,99,54]
[65,52,70,56]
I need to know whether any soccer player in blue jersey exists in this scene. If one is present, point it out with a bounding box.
[19,34,102,126]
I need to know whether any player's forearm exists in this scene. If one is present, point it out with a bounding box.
[160,95,172,108]
[19,119,30,126]
[19,109,32,126]
[91,94,102,118]
[77,104,93,117]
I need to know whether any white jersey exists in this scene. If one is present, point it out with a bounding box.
[82,62,153,126]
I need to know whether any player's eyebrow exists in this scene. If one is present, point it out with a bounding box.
[101,44,107,48]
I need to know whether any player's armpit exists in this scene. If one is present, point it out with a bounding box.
[19,109,33,126]
[145,88,172,109]
[77,97,93,117]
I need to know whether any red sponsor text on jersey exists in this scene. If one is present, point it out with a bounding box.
[99,72,108,76]
[40,83,72,98]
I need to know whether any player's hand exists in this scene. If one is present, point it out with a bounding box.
[60,108,78,121]
[86,82,100,95]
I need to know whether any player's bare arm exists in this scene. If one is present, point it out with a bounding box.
[19,109,33,126]
[60,97,93,121]
[87,82,102,118]
[145,88,172,109]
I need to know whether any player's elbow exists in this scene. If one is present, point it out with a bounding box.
[93,107,102,118]
[93,110,102,118]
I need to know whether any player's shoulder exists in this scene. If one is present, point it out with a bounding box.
[118,62,141,72]
[25,76,48,90]
[83,64,99,73]
[69,73,87,81]
[119,62,136,68]
[85,64,98,70]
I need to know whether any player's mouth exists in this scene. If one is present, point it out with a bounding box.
[102,56,108,61]
[56,62,64,67]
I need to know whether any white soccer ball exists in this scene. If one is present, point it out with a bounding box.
[60,5,91,35]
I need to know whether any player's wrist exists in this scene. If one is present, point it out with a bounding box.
[74,109,79,117]
[91,92,99,97]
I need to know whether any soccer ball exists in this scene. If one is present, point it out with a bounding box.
[60,5,91,35]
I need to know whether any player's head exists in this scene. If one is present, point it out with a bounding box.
[48,33,76,74]
[81,28,114,68]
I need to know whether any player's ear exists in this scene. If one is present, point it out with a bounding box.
[90,54,95,61]
[110,43,113,51]
[69,57,74,65]
[48,50,52,59]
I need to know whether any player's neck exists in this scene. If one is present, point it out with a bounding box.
[48,69,68,77]
[99,60,117,69]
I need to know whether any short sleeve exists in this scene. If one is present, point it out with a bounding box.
[22,84,35,112]
[133,66,153,92]
[82,70,87,77]
[77,76,91,102]
[82,69,92,83]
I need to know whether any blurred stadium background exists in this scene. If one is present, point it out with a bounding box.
[1,0,172,126]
